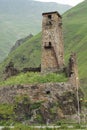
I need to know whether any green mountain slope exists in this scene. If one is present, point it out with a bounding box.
[63,0,87,80]
[0,33,41,78]
[0,0,71,62]
[0,0,87,85]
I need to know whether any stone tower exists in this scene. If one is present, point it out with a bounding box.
[41,11,64,73]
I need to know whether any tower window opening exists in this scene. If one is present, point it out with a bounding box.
[49,42,51,46]
[48,15,52,19]
[46,90,50,95]
[44,42,52,49]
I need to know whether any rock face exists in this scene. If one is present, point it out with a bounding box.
[10,34,33,52]
[0,83,83,124]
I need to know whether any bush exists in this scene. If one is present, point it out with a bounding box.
[0,72,67,86]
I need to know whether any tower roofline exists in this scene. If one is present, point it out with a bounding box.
[42,11,62,18]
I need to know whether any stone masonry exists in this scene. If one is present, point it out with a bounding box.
[0,83,83,123]
[41,11,64,73]
[68,52,79,88]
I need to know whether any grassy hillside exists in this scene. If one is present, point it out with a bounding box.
[0,0,87,85]
[62,0,87,96]
[0,0,71,62]
[0,33,41,76]
[63,0,87,80]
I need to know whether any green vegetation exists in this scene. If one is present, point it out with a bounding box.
[1,124,87,130]
[0,104,13,116]
[0,72,67,86]
[63,0,87,79]
[62,0,87,97]
[0,104,14,126]
[0,95,44,126]
[0,32,42,75]
[0,95,86,128]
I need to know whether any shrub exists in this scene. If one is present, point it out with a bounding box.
[0,72,67,86]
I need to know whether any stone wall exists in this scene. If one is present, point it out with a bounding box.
[0,82,75,104]
[64,53,80,88]
[0,82,83,124]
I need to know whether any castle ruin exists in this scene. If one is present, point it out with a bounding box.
[41,11,79,88]
[1,11,83,124]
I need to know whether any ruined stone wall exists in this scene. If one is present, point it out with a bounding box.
[0,82,74,104]
[0,82,83,123]
[68,53,79,88]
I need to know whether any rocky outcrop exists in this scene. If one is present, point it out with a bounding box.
[10,34,33,52]
[0,82,83,124]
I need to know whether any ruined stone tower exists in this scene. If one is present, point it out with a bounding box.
[41,11,64,73]
[68,53,79,88]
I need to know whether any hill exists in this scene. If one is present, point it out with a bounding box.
[0,33,42,80]
[0,0,87,85]
[63,0,87,81]
[0,0,71,62]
